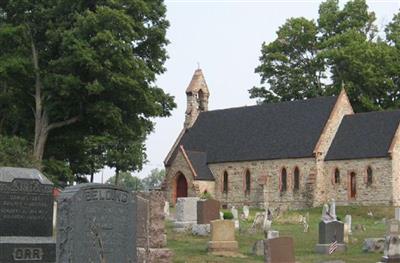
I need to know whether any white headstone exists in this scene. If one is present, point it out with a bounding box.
[263,211,272,232]
[176,197,199,222]
[322,203,330,221]
[220,211,224,220]
[231,207,238,220]
[234,219,240,229]
[395,208,400,221]
[243,205,250,219]
[345,215,352,233]
[267,230,279,239]
[164,201,170,216]
[330,199,337,221]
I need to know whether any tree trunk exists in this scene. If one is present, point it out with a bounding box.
[30,34,79,162]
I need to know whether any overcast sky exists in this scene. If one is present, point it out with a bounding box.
[95,0,400,183]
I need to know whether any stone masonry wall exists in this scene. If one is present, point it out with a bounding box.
[136,191,173,263]
[165,150,197,205]
[391,125,400,206]
[313,89,354,206]
[324,158,393,206]
[209,158,316,210]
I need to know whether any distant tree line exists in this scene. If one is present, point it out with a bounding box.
[250,0,400,113]
[106,168,166,192]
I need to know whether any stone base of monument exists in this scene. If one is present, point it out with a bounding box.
[208,241,240,256]
[137,248,173,263]
[380,256,400,263]
[192,224,210,236]
[0,237,56,263]
[173,221,197,232]
[315,243,346,254]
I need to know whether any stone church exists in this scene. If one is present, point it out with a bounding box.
[163,69,400,209]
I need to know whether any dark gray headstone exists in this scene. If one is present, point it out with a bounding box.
[319,221,344,244]
[0,167,56,263]
[56,184,137,263]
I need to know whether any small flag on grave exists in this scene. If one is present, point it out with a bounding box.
[329,240,338,254]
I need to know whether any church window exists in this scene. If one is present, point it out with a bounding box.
[334,168,340,184]
[293,167,300,192]
[367,166,373,187]
[280,168,287,192]
[245,170,251,195]
[223,171,228,193]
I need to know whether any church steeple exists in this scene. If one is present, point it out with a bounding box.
[184,69,210,128]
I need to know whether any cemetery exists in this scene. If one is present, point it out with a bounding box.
[2,167,400,262]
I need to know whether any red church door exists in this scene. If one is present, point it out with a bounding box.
[350,172,356,199]
[176,173,188,201]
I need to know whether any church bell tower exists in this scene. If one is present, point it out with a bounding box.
[184,69,210,129]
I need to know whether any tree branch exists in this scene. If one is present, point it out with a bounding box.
[47,116,79,132]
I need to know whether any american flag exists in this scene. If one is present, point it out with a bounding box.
[328,240,338,255]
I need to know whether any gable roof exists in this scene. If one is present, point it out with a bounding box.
[167,95,338,166]
[186,151,214,181]
[325,110,400,161]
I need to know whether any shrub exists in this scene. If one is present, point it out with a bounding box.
[223,211,234,220]
[200,190,212,200]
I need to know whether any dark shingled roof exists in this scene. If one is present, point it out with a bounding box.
[168,96,337,167]
[325,111,400,161]
[186,151,214,181]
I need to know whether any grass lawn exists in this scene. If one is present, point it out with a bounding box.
[166,206,393,263]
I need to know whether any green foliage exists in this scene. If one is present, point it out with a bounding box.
[0,0,176,184]
[251,0,400,112]
[106,171,144,191]
[0,136,39,168]
[42,158,75,187]
[142,168,165,190]
[223,211,234,220]
[199,190,212,200]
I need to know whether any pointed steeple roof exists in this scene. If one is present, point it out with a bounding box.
[186,69,209,94]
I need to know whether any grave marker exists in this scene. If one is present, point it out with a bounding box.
[197,199,220,224]
[0,167,56,263]
[207,219,239,256]
[56,184,136,263]
[264,237,295,263]
[174,197,199,231]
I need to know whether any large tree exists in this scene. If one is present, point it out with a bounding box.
[0,0,175,183]
[251,0,400,112]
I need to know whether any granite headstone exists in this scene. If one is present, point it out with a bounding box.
[174,197,199,231]
[197,199,220,224]
[315,220,346,254]
[56,184,136,263]
[0,167,56,263]
[264,237,295,263]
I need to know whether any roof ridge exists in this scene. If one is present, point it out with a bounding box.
[345,109,400,118]
[201,95,337,115]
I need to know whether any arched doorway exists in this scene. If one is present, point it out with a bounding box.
[349,172,356,199]
[176,173,188,201]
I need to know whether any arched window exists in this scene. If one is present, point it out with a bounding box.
[367,166,373,187]
[334,168,340,184]
[223,171,228,194]
[280,168,287,192]
[198,89,206,111]
[293,167,300,192]
[245,170,251,195]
